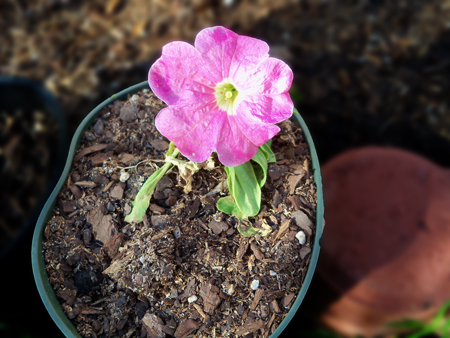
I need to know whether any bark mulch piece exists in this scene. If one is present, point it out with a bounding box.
[43,89,317,338]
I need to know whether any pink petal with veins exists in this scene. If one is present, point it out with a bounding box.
[155,94,217,141]
[216,115,259,167]
[234,57,293,96]
[233,106,281,146]
[166,107,226,164]
[195,26,269,82]
[148,41,214,106]
[240,92,293,124]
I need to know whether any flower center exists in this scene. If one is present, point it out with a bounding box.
[214,80,240,115]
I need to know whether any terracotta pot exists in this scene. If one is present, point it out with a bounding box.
[31,81,324,338]
[318,146,450,337]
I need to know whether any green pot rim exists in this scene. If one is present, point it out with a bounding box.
[31,81,324,338]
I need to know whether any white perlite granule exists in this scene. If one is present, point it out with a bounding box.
[187,295,198,303]
[250,279,260,290]
[296,231,306,245]
[119,170,130,182]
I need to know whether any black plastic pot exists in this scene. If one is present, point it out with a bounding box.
[0,76,67,337]
[0,76,67,259]
[31,81,324,338]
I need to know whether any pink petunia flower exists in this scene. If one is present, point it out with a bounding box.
[149,26,293,167]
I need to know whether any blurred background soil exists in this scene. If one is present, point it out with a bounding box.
[2,0,450,165]
[1,0,450,337]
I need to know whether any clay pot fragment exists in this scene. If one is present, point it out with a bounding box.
[318,147,450,337]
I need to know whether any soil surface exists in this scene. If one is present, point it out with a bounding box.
[43,89,317,338]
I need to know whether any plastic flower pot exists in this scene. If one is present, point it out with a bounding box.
[0,76,67,260]
[32,81,324,338]
[317,147,450,337]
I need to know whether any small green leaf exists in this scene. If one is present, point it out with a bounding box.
[124,162,171,223]
[217,168,245,219]
[293,107,300,115]
[260,141,276,163]
[237,220,272,237]
[252,151,266,188]
[216,196,244,219]
[237,223,260,236]
[252,142,275,188]
[125,145,179,223]
[217,162,261,220]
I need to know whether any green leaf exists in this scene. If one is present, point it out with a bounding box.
[388,301,450,338]
[252,142,276,188]
[216,196,245,219]
[434,301,450,323]
[442,318,450,338]
[431,301,450,337]
[388,319,427,330]
[124,162,171,223]
[125,145,179,223]
[252,151,266,188]
[407,328,435,338]
[228,162,261,217]
[260,141,276,163]
[217,141,276,222]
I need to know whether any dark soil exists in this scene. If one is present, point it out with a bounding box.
[43,89,317,338]
[0,107,59,252]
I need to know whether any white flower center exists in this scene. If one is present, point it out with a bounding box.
[214,79,240,115]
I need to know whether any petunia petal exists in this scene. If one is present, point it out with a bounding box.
[195,26,269,83]
[149,41,215,106]
[234,57,293,96]
[156,102,227,163]
[240,92,293,124]
[154,94,214,138]
[172,108,227,164]
[216,115,260,167]
[233,106,281,147]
